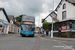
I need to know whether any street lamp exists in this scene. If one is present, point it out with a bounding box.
[49,11,57,38]
[51,0,54,38]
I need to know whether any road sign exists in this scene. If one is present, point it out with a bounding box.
[49,11,57,18]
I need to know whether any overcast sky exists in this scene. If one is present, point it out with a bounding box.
[0,0,61,27]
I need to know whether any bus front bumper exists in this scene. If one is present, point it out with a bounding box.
[20,33,34,36]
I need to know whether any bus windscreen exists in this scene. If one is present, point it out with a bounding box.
[21,16,34,31]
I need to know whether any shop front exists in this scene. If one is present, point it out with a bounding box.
[9,24,14,33]
[0,21,8,35]
[54,20,75,31]
[53,20,75,38]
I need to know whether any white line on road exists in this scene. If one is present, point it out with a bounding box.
[59,41,74,50]
[36,34,75,50]
[53,40,57,41]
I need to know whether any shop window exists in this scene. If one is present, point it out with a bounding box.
[70,22,73,29]
[62,11,66,20]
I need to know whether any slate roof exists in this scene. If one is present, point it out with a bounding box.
[0,8,10,23]
[14,22,21,27]
[55,0,75,11]
[67,0,75,3]
[16,22,21,26]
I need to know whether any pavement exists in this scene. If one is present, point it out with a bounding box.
[36,34,75,42]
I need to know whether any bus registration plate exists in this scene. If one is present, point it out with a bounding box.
[26,35,29,36]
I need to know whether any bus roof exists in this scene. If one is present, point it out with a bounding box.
[22,15,34,22]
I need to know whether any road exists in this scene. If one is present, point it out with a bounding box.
[60,41,75,50]
[0,34,74,50]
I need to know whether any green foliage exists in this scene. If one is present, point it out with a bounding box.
[36,26,39,28]
[16,15,24,22]
[36,27,41,31]
[43,20,52,30]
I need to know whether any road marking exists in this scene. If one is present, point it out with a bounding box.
[54,40,57,41]
[36,34,75,42]
[58,41,74,50]
[36,34,75,50]
[59,42,61,43]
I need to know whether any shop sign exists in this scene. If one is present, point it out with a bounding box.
[62,26,67,30]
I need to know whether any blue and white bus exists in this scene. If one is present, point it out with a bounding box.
[20,15,35,37]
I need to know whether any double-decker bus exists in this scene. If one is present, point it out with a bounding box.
[20,15,35,37]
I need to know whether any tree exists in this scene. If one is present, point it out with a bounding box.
[16,15,25,22]
[43,20,52,30]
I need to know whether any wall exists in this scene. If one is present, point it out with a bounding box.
[6,25,9,34]
[73,5,75,18]
[9,24,14,32]
[0,10,8,22]
[66,1,75,19]
[57,0,75,21]
[14,24,20,33]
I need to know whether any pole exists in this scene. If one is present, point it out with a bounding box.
[51,16,53,38]
[51,0,54,38]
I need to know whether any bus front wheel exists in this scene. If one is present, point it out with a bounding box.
[21,35,25,37]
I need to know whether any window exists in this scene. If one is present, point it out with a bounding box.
[62,11,66,20]
[63,4,66,9]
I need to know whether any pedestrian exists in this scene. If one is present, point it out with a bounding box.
[48,31,50,36]
[0,29,2,35]
[44,30,46,36]
[58,28,61,37]
[46,29,48,36]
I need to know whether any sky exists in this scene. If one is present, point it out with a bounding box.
[0,0,61,27]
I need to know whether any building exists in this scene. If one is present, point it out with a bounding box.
[8,15,14,33]
[14,22,20,33]
[43,0,75,37]
[54,0,75,31]
[15,22,21,26]
[52,0,75,37]
[8,15,20,34]
[0,8,10,34]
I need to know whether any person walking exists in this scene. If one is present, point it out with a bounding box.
[42,29,44,34]
[58,28,61,37]
[48,31,51,36]
[0,29,2,35]
[46,29,48,36]
[41,29,45,36]
[44,30,46,36]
